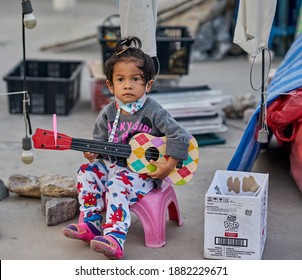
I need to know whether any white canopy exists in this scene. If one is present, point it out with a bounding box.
[233,0,277,57]
[119,0,158,57]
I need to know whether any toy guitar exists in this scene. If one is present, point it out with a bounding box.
[32,128,199,185]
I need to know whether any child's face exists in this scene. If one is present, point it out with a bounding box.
[106,61,153,104]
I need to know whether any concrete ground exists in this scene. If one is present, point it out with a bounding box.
[0,0,302,260]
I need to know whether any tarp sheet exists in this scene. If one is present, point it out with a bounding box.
[228,33,302,171]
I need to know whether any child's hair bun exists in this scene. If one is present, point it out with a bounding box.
[115,36,142,54]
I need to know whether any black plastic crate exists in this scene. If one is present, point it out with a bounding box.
[3,60,83,115]
[98,25,194,75]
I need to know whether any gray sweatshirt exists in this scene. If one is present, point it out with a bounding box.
[93,97,190,160]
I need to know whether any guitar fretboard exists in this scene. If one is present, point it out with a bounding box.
[71,138,132,159]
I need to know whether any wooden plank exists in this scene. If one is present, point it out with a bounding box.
[158,0,230,35]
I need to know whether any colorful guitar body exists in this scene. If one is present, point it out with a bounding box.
[32,128,199,185]
[127,132,199,185]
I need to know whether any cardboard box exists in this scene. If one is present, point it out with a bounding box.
[204,170,269,260]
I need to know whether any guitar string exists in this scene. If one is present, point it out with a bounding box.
[40,132,164,159]
[48,138,190,169]
[37,131,197,166]
[36,131,197,183]
[72,138,131,158]
[55,136,134,158]
[45,138,189,172]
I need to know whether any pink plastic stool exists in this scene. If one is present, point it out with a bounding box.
[78,182,183,248]
[131,182,183,248]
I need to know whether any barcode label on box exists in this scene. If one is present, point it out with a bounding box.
[215,236,248,247]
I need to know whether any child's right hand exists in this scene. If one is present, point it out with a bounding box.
[83,152,99,163]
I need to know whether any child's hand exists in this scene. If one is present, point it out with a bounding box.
[147,157,178,180]
[83,152,99,163]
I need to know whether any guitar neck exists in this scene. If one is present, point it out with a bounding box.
[71,138,131,159]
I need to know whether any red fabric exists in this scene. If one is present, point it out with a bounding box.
[267,88,302,192]
[290,123,302,192]
[267,88,302,144]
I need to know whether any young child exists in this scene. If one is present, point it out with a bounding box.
[63,36,190,259]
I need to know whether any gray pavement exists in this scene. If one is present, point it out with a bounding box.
[1,0,302,260]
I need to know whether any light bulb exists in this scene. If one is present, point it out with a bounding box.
[21,136,34,164]
[22,0,37,29]
[21,149,34,164]
[23,13,37,29]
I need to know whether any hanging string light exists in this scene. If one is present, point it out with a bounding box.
[21,0,37,164]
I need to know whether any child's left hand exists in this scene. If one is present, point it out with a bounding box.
[147,157,179,180]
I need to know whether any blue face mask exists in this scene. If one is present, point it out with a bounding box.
[116,93,147,115]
